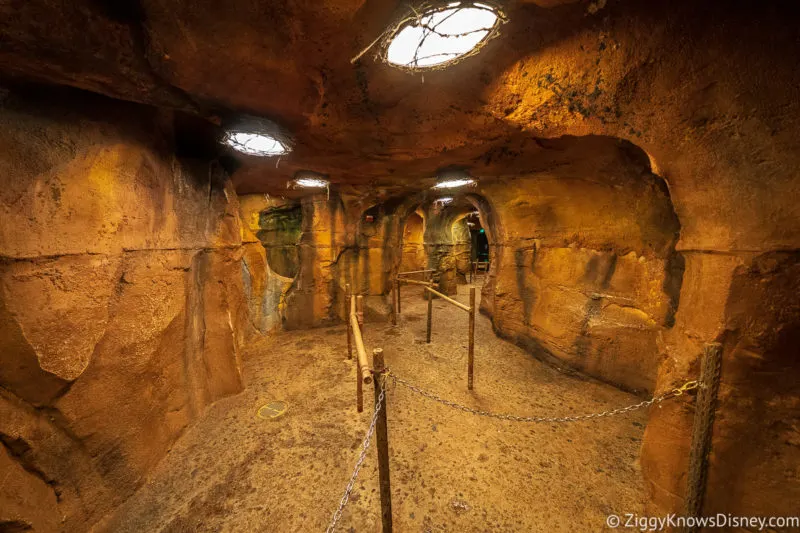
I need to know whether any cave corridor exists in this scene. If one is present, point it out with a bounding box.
[1,1,799,532]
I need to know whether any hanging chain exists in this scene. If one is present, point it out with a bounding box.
[325,378,386,533]
[388,370,698,423]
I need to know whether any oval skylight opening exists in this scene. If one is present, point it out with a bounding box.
[294,177,329,188]
[433,178,475,189]
[385,3,502,69]
[224,132,290,157]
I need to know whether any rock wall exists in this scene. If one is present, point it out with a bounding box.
[238,195,295,334]
[399,211,426,273]
[478,0,800,519]
[471,138,681,394]
[0,87,252,531]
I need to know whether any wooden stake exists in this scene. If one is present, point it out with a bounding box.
[391,281,397,326]
[346,284,352,359]
[396,279,401,314]
[373,348,393,533]
[425,270,431,300]
[426,289,433,344]
[684,343,723,532]
[468,287,475,391]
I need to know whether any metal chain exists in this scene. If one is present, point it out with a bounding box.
[325,378,386,533]
[388,370,698,423]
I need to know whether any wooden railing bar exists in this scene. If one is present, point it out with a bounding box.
[424,287,472,313]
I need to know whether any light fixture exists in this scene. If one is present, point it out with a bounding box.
[433,178,475,189]
[435,197,454,205]
[222,115,293,157]
[294,177,329,188]
[223,132,289,156]
[383,2,506,70]
[290,170,329,189]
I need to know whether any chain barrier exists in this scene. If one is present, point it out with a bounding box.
[326,369,697,531]
[387,370,698,423]
[325,377,386,533]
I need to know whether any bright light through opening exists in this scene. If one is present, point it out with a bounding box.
[436,197,454,205]
[224,132,289,156]
[294,178,329,188]
[386,4,500,69]
[433,178,475,189]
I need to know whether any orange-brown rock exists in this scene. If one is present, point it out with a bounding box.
[0,0,798,527]
[0,88,251,531]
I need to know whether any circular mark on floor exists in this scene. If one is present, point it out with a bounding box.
[257,401,288,420]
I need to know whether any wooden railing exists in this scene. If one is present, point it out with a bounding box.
[345,284,373,412]
[424,286,477,391]
[391,270,437,325]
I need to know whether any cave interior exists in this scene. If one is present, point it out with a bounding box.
[1,0,799,531]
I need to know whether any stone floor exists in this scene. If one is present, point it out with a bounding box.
[98,282,649,533]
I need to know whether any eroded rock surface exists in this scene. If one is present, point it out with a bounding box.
[0,88,252,531]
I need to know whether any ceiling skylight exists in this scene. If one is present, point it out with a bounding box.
[385,2,503,69]
[294,177,329,188]
[433,178,475,189]
[223,132,290,157]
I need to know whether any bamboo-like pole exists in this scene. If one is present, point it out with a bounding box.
[391,282,397,326]
[373,348,393,533]
[396,269,436,277]
[397,278,435,287]
[346,284,352,359]
[350,315,372,385]
[425,287,471,313]
[426,293,433,344]
[468,287,475,391]
[356,295,366,413]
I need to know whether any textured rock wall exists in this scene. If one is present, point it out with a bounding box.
[238,195,295,333]
[0,88,252,531]
[471,141,681,395]
[399,211,426,273]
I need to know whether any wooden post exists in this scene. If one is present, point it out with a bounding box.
[372,348,393,533]
[391,281,397,326]
[356,295,365,413]
[395,279,401,314]
[346,284,352,359]
[425,271,430,300]
[468,287,475,391]
[426,289,433,344]
[683,343,723,532]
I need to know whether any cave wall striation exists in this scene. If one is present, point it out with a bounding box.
[0,90,255,531]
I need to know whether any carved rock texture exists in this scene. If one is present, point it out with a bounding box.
[0,0,798,527]
[0,89,252,531]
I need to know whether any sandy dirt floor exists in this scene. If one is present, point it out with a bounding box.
[100,282,650,533]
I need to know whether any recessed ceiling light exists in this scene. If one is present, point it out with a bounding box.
[223,132,290,156]
[293,177,329,188]
[385,2,504,70]
[433,178,475,189]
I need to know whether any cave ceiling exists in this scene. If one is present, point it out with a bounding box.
[2,0,797,205]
